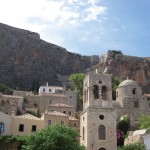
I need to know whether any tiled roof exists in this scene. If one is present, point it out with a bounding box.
[69,116,78,121]
[48,103,73,108]
[45,111,69,117]
[14,113,42,120]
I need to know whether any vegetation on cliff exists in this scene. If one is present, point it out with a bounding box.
[0,83,13,95]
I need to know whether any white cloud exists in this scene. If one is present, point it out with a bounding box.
[0,0,107,29]
[84,5,106,21]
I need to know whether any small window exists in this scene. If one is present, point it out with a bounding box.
[134,101,139,108]
[99,80,102,84]
[83,126,85,140]
[63,111,66,114]
[43,88,45,92]
[99,115,104,120]
[0,122,5,133]
[69,111,71,115]
[70,96,72,99]
[48,120,51,125]
[49,89,51,92]
[74,123,77,127]
[32,125,37,132]
[148,97,150,101]
[61,121,64,125]
[132,88,136,95]
[116,91,118,98]
[19,124,24,132]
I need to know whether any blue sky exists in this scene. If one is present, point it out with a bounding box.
[0,0,150,57]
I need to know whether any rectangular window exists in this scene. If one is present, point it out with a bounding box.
[48,120,51,125]
[32,125,37,132]
[43,88,45,92]
[19,124,24,132]
[61,121,64,125]
[49,89,51,92]
[134,101,139,108]
[133,88,136,95]
[69,111,71,115]
[74,123,77,127]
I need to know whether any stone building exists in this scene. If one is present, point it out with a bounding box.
[125,129,150,149]
[0,110,79,136]
[113,79,150,129]
[0,94,23,115]
[80,70,117,150]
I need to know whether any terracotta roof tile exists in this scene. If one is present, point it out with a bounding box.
[45,111,69,117]
[14,113,42,120]
[48,103,73,108]
[69,116,78,121]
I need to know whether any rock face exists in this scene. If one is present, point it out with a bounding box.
[96,50,150,93]
[0,23,149,92]
[0,23,99,90]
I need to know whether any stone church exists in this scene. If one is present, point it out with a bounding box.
[80,67,150,150]
[80,70,117,150]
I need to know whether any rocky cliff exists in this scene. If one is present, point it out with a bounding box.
[0,23,99,90]
[0,23,149,93]
[88,50,150,93]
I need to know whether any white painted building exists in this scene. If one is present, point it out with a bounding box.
[0,111,11,135]
[39,82,63,95]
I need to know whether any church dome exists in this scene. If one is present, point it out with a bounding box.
[118,79,139,87]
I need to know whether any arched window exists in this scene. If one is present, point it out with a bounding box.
[86,89,88,101]
[116,91,118,98]
[102,86,107,100]
[98,125,106,140]
[83,126,85,140]
[132,88,136,95]
[0,122,5,133]
[93,85,99,99]
[99,148,106,150]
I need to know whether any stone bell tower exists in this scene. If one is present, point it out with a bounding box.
[80,70,117,150]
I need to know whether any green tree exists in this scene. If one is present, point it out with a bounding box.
[117,143,146,150]
[31,79,36,92]
[21,124,86,150]
[70,73,86,101]
[138,115,150,129]
[31,79,39,94]
[117,115,130,135]
[112,77,121,100]
[35,79,40,93]
[0,83,13,95]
